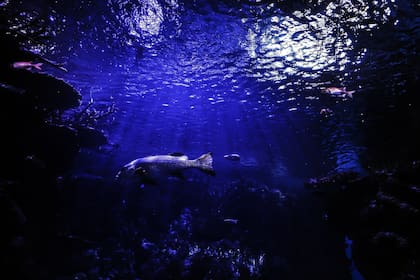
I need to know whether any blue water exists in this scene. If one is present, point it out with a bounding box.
[3,0,419,279]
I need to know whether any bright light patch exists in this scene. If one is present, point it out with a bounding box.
[244,0,396,83]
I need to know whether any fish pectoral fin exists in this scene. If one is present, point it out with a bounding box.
[143,177,158,185]
[171,171,186,180]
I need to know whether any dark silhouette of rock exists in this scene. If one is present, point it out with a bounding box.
[32,124,80,172]
[0,8,113,280]
[305,167,420,280]
[0,186,26,245]
[4,71,81,111]
[76,126,107,148]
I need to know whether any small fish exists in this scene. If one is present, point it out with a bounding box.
[320,108,333,116]
[223,218,239,224]
[12,61,43,71]
[323,87,355,98]
[116,152,215,184]
[141,239,155,250]
[224,153,240,161]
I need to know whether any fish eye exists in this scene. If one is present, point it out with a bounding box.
[135,167,146,175]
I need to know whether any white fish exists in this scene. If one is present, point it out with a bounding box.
[116,152,215,184]
[323,87,355,98]
[223,153,240,161]
[12,61,43,71]
[223,218,239,224]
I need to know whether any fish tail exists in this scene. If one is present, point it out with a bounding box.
[194,152,215,176]
[33,63,43,70]
[347,91,355,98]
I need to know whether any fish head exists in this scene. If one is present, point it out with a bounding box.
[321,87,332,94]
[115,162,137,179]
[134,166,148,176]
[115,160,150,182]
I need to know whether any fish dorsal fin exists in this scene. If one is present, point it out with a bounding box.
[170,152,188,160]
[170,152,185,157]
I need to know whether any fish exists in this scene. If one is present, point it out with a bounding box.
[224,153,240,161]
[323,87,355,98]
[320,108,333,116]
[12,61,43,71]
[116,152,215,183]
[223,218,239,224]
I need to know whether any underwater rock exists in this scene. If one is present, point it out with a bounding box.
[304,170,363,191]
[0,33,39,69]
[306,166,420,280]
[6,71,81,111]
[55,172,124,245]
[210,182,288,251]
[69,173,105,184]
[31,124,79,172]
[0,87,38,178]
[0,81,25,95]
[375,191,419,216]
[0,70,86,177]
[0,82,45,125]
[407,184,420,202]
[73,207,266,280]
[395,161,420,185]
[1,64,81,112]
[0,187,27,244]
[24,154,47,170]
[76,126,107,148]
[353,231,412,280]
[372,232,409,249]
